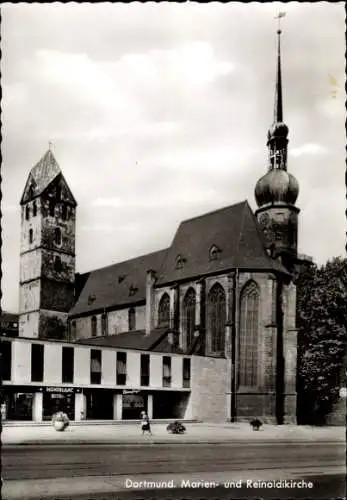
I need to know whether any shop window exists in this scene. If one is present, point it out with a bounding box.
[62,346,74,383]
[25,205,30,220]
[128,308,136,331]
[7,393,34,421]
[90,349,102,384]
[31,343,44,382]
[91,316,97,337]
[183,358,191,388]
[0,340,12,381]
[162,356,171,387]
[117,352,127,385]
[158,293,170,328]
[33,201,37,217]
[54,227,62,246]
[43,392,74,421]
[29,229,33,244]
[140,354,150,386]
[102,312,108,336]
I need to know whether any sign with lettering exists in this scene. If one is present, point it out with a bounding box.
[44,387,82,394]
[123,390,141,395]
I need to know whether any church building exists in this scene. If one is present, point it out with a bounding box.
[2,28,310,424]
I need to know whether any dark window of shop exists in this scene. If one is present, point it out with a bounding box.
[117,352,127,385]
[25,205,30,220]
[183,358,191,388]
[183,288,196,348]
[162,356,171,387]
[33,201,37,217]
[29,228,33,244]
[141,354,150,386]
[128,308,136,331]
[43,391,75,421]
[91,316,97,337]
[90,349,102,384]
[0,340,12,381]
[31,343,44,382]
[62,346,74,383]
[102,312,108,336]
[158,293,170,327]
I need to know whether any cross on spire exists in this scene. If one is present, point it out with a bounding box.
[273,12,286,124]
[48,140,53,152]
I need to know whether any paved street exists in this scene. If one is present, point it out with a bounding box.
[2,441,346,499]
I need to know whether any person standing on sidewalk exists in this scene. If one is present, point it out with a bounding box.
[140,411,152,435]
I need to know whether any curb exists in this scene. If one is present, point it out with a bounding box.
[3,438,344,447]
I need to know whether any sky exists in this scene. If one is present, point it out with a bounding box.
[1,2,345,313]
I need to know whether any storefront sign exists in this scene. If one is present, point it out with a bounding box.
[44,387,82,394]
[123,390,141,395]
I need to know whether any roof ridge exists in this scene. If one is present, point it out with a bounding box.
[78,248,168,276]
[179,200,248,225]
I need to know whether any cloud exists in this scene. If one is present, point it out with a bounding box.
[290,143,328,158]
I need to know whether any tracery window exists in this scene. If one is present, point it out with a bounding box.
[207,283,226,354]
[238,281,260,388]
[158,293,170,328]
[183,288,196,348]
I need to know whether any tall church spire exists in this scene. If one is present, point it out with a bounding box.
[254,16,300,262]
[274,28,283,124]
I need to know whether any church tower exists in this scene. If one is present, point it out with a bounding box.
[255,26,300,271]
[19,149,77,340]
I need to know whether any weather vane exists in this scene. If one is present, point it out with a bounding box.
[275,11,286,33]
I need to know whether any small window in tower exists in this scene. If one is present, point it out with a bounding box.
[61,205,68,221]
[33,201,37,217]
[49,201,55,217]
[29,229,33,244]
[56,185,62,200]
[25,205,30,220]
[175,255,186,270]
[54,256,62,272]
[54,228,62,246]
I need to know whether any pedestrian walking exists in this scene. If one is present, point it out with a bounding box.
[140,411,152,435]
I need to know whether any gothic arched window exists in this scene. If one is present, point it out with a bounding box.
[238,281,260,388]
[54,228,62,246]
[128,308,136,331]
[158,293,170,328]
[207,283,226,354]
[25,205,30,220]
[33,201,37,217]
[91,316,97,337]
[183,288,196,348]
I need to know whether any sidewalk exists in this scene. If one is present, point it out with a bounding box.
[2,422,345,446]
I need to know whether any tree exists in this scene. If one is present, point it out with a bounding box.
[296,257,347,424]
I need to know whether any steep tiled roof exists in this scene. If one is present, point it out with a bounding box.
[75,327,184,354]
[21,150,61,204]
[156,200,289,285]
[69,249,168,316]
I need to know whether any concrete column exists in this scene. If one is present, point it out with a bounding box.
[75,393,86,421]
[147,394,153,419]
[32,392,43,422]
[113,393,123,420]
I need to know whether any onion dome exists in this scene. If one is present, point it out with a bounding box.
[255,169,299,207]
[268,121,289,140]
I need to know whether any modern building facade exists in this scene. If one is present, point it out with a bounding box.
[1,27,312,424]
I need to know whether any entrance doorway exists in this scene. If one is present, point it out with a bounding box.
[122,392,147,420]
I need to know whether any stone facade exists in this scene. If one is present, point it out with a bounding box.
[19,168,76,339]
